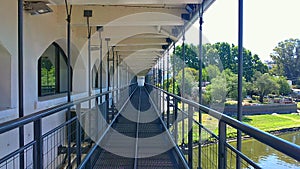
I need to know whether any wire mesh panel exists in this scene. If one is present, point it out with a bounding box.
[145,84,300,169]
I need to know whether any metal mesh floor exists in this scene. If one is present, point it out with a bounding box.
[93,87,185,169]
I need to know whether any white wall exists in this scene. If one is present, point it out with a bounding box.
[0,44,11,108]
[0,1,154,166]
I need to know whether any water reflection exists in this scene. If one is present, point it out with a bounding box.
[195,132,300,169]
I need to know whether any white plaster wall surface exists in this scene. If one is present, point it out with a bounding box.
[0,1,149,166]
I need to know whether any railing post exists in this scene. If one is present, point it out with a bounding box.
[105,38,111,123]
[188,105,193,169]
[76,104,82,166]
[218,121,227,169]
[33,119,43,169]
[157,89,159,110]
[167,94,170,129]
[174,98,178,144]
[237,0,244,168]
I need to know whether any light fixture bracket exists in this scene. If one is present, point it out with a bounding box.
[24,1,53,15]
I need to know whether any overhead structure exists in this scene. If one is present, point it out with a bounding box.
[25,0,214,76]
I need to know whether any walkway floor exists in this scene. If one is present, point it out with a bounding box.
[93,87,185,169]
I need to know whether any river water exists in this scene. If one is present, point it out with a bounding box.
[195,131,300,168]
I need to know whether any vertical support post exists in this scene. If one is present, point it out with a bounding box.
[237,0,243,168]
[97,27,103,103]
[17,0,24,168]
[172,43,176,95]
[188,105,193,169]
[117,53,119,102]
[218,121,227,169]
[159,58,162,114]
[76,104,82,166]
[105,38,111,123]
[87,24,91,109]
[33,119,43,169]
[65,1,72,103]
[162,55,165,122]
[84,10,93,147]
[111,47,115,119]
[198,3,205,168]
[174,98,178,144]
[152,68,155,85]
[126,65,129,85]
[65,2,72,168]
[166,49,170,129]
[181,28,186,145]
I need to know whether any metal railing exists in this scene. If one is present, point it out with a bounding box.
[0,84,137,169]
[146,84,300,169]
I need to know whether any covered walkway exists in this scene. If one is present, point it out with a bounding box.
[94,87,185,169]
[0,0,299,169]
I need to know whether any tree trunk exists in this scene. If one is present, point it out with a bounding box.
[259,94,264,103]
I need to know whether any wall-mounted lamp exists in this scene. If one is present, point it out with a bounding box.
[181,13,191,21]
[166,38,172,44]
[185,4,197,14]
[24,1,53,15]
[84,10,93,17]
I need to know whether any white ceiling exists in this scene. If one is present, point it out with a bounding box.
[27,0,214,76]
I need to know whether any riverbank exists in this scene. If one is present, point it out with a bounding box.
[178,113,300,143]
[213,113,300,138]
[225,126,300,144]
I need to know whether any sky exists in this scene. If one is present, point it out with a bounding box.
[185,0,300,62]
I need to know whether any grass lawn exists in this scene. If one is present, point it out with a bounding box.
[243,114,300,132]
[176,112,300,143]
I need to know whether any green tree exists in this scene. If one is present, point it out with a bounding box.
[223,69,246,100]
[204,69,246,104]
[274,76,291,96]
[172,42,268,82]
[252,72,279,103]
[213,42,234,70]
[163,78,179,95]
[270,38,300,84]
[171,44,199,75]
[176,67,198,99]
[205,65,221,81]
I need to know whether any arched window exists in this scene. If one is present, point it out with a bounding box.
[92,65,99,89]
[38,43,72,97]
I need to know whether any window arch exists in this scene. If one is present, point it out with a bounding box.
[38,43,72,97]
[92,65,99,89]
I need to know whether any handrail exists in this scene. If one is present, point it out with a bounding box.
[0,83,136,135]
[146,84,300,162]
[171,102,219,139]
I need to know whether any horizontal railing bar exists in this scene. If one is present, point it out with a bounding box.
[0,84,135,135]
[225,142,261,169]
[173,104,219,139]
[147,84,300,162]
[0,140,36,164]
[42,116,77,139]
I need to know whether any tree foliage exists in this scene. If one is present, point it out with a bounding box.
[270,38,300,83]
[252,72,279,103]
[204,69,246,104]
[176,67,198,99]
[171,42,268,82]
[273,76,291,96]
[171,44,198,75]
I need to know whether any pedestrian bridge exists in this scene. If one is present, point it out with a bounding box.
[0,0,299,169]
[0,84,299,169]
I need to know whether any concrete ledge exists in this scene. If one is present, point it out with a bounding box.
[223,104,297,116]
